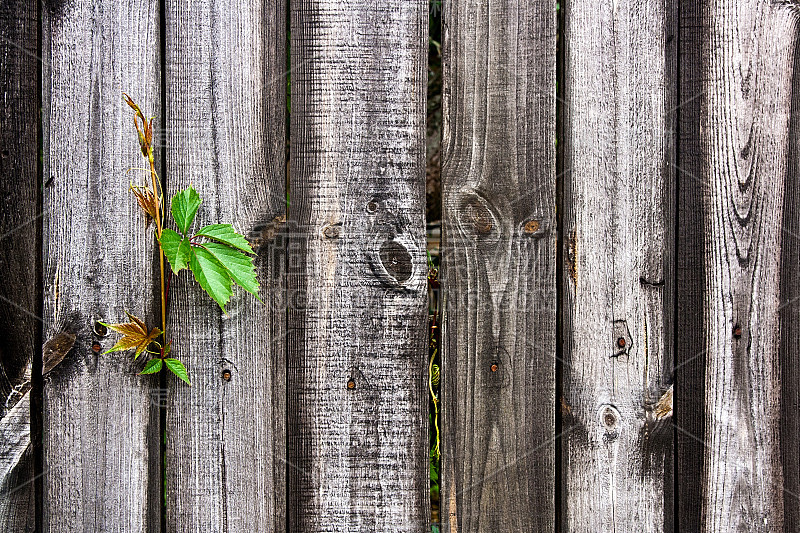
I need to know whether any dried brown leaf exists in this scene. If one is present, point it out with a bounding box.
[102,312,162,359]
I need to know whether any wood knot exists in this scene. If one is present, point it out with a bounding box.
[379,241,412,283]
[461,199,493,235]
[523,219,541,235]
[93,321,108,337]
[733,324,743,339]
[599,404,621,443]
[602,406,618,428]
[322,224,340,239]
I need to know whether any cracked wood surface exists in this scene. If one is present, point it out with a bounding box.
[562,0,677,530]
[41,0,162,531]
[440,0,557,531]
[163,0,287,531]
[287,1,429,531]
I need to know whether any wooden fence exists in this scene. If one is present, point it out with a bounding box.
[1,0,798,531]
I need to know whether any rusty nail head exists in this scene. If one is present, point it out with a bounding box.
[347,379,356,389]
[366,201,378,213]
[91,342,101,353]
[490,362,499,372]
[222,369,232,381]
[523,220,540,234]
[733,325,742,338]
[617,337,626,348]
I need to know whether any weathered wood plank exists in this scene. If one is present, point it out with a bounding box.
[677,3,798,531]
[41,0,162,531]
[0,0,40,529]
[163,0,287,530]
[287,1,429,530]
[439,0,557,530]
[561,0,676,530]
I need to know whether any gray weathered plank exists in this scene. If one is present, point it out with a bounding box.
[677,3,798,531]
[287,1,429,530]
[163,0,287,530]
[0,0,39,529]
[439,0,557,530]
[561,0,676,530]
[41,0,162,531]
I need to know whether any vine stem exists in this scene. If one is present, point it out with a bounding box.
[149,154,167,348]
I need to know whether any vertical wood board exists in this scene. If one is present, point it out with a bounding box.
[163,0,287,531]
[440,0,557,530]
[678,3,798,530]
[0,0,40,529]
[41,0,162,531]
[288,0,429,530]
[562,0,676,530]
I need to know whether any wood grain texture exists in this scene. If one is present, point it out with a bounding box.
[287,1,429,530]
[439,0,556,531]
[561,0,676,530]
[0,0,39,529]
[678,3,798,531]
[163,0,287,531]
[41,0,162,531]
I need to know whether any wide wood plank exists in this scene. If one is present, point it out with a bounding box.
[677,3,798,530]
[0,0,40,530]
[439,0,557,530]
[561,0,676,530]
[163,0,287,530]
[287,1,429,530]
[41,0,162,531]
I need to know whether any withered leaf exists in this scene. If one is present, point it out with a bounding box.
[101,312,162,359]
[130,185,157,228]
[42,331,77,375]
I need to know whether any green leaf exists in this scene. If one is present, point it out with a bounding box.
[160,228,191,274]
[430,462,439,483]
[189,246,233,312]
[171,185,202,234]
[199,242,261,300]
[139,358,163,374]
[164,358,191,385]
[195,224,255,254]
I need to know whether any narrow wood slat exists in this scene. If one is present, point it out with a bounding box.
[163,0,287,530]
[675,0,705,529]
[0,0,40,530]
[780,28,800,533]
[678,3,798,530]
[562,0,676,530]
[287,1,429,530]
[41,0,162,531]
[439,0,557,530]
